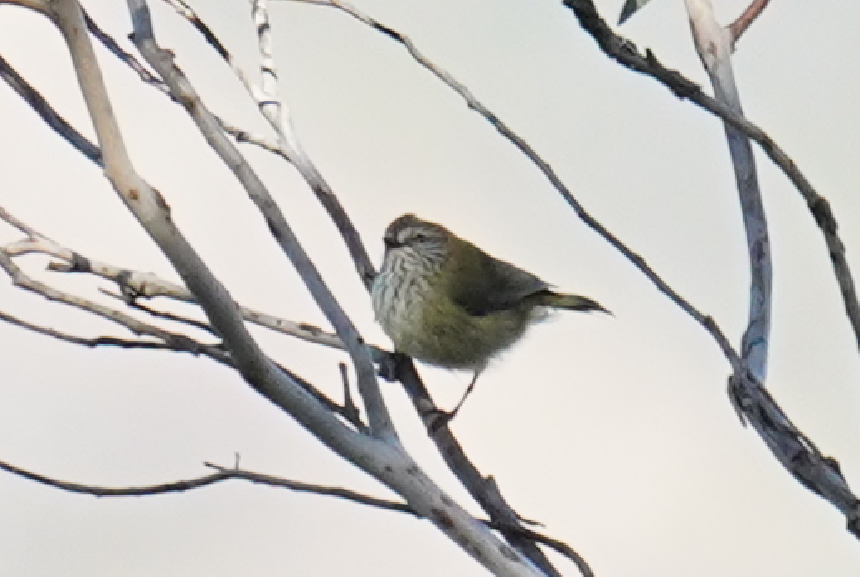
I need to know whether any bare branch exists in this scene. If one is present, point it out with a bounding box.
[163,0,377,290]
[51,0,359,447]
[685,0,771,380]
[218,118,285,158]
[0,249,203,346]
[0,458,413,514]
[250,0,280,124]
[562,0,860,356]
[82,7,169,95]
[300,0,747,376]
[1,453,595,576]
[393,358,562,577]
[118,295,215,333]
[204,463,415,513]
[0,204,48,239]
[32,4,539,572]
[0,53,101,165]
[728,0,770,47]
[0,6,375,356]
[487,523,594,577]
[0,308,187,352]
[0,459,227,496]
[563,0,860,540]
[160,0,230,59]
[0,205,368,428]
[129,0,393,442]
[729,375,860,537]
[1,163,547,566]
[0,206,389,365]
[290,0,860,542]
[0,241,234,364]
[8,6,286,170]
[0,26,280,196]
[58,6,548,552]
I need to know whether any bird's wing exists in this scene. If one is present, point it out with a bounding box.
[451,248,549,316]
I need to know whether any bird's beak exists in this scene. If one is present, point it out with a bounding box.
[383,237,403,250]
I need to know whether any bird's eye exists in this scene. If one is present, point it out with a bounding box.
[413,232,427,242]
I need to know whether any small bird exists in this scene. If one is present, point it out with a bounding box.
[372,214,607,418]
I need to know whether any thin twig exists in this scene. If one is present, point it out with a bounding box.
[0,206,366,428]
[562,0,860,355]
[162,0,377,289]
[0,53,101,164]
[123,296,215,333]
[160,0,230,59]
[0,207,385,358]
[728,0,770,46]
[219,119,285,158]
[11,3,559,572]
[134,0,394,442]
[0,10,376,360]
[0,250,201,346]
[394,358,563,577]
[204,463,413,512]
[0,11,284,192]
[0,458,413,514]
[1,454,594,575]
[302,0,747,376]
[485,522,594,577]
[82,7,169,95]
[291,0,860,542]
[0,459,226,496]
[563,0,860,539]
[0,309,188,352]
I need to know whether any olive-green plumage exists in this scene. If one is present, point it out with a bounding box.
[371,214,607,375]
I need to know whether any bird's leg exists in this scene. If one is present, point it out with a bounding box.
[448,370,481,420]
[425,370,482,433]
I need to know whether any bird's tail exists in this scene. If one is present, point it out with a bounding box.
[539,292,610,314]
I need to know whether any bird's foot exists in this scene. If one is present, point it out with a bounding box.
[421,407,459,434]
[377,351,409,382]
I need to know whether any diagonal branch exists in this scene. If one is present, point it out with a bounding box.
[160,0,376,289]
[0,52,102,164]
[50,0,370,467]
[0,206,368,429]
[563,0,860,539]
[129,0,393,441]
[82,7,169,95]
[290,0,860,541]
[562,0,860,356]
[0,2,388,437]
[296,0,747,374]
[204,462,415,513]
[0,205,386,361]
[1,34,529,556]
[394,358,563,577]
[37,3,539,573]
